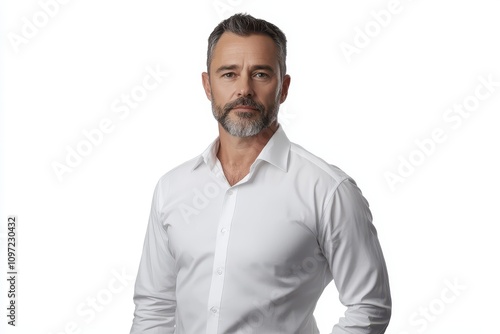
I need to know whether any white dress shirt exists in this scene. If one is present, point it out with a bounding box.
[130,126,391,334]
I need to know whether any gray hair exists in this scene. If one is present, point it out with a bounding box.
[207,13,287,79]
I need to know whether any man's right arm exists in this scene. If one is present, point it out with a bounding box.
[130,182,177,333]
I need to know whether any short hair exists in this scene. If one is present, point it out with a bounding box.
[207,13,287,79]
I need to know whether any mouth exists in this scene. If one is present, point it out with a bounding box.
[232,105,258,112]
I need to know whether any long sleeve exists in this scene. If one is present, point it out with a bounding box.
[319,178,391,334]
[130,182,177,334]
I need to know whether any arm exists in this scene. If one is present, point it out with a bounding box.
[319,178,391,334]
[130,182,177,334]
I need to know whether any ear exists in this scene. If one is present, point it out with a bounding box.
[202,72,212,101]
[279,74,291,103]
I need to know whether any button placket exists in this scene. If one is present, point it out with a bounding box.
[205,187,238,333]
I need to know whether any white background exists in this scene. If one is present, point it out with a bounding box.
[1,0,499,333]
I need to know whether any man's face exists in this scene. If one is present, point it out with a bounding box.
[202,32,290,137]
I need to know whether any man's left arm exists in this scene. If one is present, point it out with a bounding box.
[319,178,391,334]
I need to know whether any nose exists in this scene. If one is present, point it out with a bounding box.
[237,74,254,97]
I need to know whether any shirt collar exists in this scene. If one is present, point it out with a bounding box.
[191,125,291,172]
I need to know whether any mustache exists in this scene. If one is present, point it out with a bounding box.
[222,97,265,114]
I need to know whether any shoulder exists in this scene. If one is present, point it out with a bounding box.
[288,141,352,188]
[155,155,201,191]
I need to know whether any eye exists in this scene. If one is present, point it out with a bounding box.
[254,72,269,79]
[222,72,235,78]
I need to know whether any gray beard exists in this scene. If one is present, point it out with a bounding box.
[211,96,278,137]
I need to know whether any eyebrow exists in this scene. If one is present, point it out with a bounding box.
[215,65,239,73]
[215,64,276,74]
[250,65,275,74]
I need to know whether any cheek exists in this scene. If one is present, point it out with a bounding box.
[261,81,281,99]
[264,87,282,106]
[211,84,233,103]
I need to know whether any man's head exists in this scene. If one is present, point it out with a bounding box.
[206,13,287,80]
[202,13,291,137]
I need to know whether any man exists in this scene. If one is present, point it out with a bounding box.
[130,13,391,334]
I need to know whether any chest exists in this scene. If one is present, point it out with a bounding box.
[162,183,323,273]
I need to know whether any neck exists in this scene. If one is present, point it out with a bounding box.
[216,121,278,185]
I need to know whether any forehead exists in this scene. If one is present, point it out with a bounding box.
[211,32,279,69]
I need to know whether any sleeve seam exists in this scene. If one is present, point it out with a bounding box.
[317,176,350,241]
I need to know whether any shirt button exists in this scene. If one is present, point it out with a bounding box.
[216,267,223,275]
[210,306,218,314]
[221,227,227,234]
[227,189,233,196]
